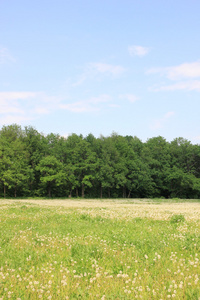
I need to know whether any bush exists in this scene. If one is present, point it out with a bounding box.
[170,214,185,224]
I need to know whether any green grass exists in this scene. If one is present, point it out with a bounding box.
[0,202,200,299]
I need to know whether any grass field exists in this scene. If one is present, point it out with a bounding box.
[0,199,200,299]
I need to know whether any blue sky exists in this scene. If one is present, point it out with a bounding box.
[0,0,200,143]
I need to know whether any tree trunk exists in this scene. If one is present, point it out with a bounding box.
[4,184,6,198]
[100,183,102,198]
[76,187,79,197]
[14,185,17,198]
[82,183,85,198]
[48,184,51,198]
[123,186,126,198]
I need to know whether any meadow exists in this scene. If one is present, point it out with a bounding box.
[0,198,200,299]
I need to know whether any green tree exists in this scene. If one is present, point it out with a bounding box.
[168,138,200,198]
[143,136,171,197]
[0,124,32,197]
[23,126,48,195]
[36,156,65,197]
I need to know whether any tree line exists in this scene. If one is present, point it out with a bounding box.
[0,124,200,199]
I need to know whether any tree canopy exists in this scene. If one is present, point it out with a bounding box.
[1,124,200,199]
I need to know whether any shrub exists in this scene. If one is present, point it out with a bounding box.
[170,214,185,224]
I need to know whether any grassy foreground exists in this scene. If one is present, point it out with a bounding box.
[0,199,200,299]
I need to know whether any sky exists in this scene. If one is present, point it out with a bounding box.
[0,0,200,143]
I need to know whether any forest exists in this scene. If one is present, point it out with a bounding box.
[0,124,200,199]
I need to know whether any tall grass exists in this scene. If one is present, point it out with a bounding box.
[0,201,199,299]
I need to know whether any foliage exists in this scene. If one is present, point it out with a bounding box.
[1,124,200,198]
[170,214,185,224]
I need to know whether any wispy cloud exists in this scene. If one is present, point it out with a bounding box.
[108,104,120,108]
[0,92,36,116]
[60,132,70,139]
[151,111,175,130]
[119,94,139,103]
[73,62,126,86]
[155,80,200,92]
[60,94,111,113]
[0,47,15,64]
[0,92,36,101]
[166,61,200,80]
[128,45,150,57]
[146,67,164,76]
[0,91,62,125]
[148,60,200,92]
[190,135,200,144]
[90,62,125,76]
[72,74,88,87]
[148,61,200,80]
[0,115,33,126]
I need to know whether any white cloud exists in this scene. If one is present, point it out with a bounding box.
[0,92,36,117]
[0,92,36,101]
[166,61,200,80]
[60,132,70,139]
[155,80,200,92]
[72,62,126,86]
[0,47,15,64]
[148,60,200,92]
[151,111,175,130]
[146,67,164,75]
[34,107,51,114]
[33,93,62,114]
[90,62,125,76]
[0,91,63,126]
[165,111,175,119]
[0,115,34,126]
[108,104,120,108]
[120,94,139,103]
[60,94,111,113]
[191,135,200,144]
[128,45,150,57]
[72,74,88,87]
